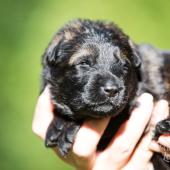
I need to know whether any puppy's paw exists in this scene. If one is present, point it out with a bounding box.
[45,117,81,156]
[153,118,170,140]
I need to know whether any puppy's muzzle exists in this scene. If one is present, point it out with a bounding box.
[83,72,123,105]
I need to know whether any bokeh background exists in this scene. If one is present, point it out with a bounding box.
[0,0,170,169]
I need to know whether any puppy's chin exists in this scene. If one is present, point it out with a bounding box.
[81,104,125,119]
[82,97,128,119]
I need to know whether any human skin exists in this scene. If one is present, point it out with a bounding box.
[32,87,170,170]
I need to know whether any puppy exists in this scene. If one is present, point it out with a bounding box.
[41,19,170,169]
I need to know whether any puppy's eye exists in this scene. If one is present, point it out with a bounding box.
[79,60,90,65]
[77,57,93,66]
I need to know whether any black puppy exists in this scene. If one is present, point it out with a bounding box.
[41,19,170,169]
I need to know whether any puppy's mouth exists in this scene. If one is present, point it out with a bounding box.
[81,86,127,116]
[82,98,127,119]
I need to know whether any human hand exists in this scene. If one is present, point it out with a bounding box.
[32,87,169,170]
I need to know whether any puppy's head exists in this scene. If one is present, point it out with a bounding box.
[42,19,141,119]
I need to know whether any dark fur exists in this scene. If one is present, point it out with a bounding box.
[41,19,170,169]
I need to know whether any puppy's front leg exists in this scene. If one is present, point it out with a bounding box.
[45,104,81,156]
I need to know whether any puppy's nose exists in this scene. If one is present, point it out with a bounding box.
[102,83,119,96]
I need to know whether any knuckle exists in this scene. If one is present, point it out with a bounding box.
[117,143,132,156]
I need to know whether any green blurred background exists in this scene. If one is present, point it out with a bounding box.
[0,0,170,169]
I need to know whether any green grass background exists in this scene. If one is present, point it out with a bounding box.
[0,0,170,169]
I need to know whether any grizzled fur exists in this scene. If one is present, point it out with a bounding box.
[41,19,170,170]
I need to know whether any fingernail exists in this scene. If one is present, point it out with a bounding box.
[140,93,153,100]
[153,100,169,120]
[137,93,153,106]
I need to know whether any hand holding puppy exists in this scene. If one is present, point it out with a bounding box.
[32,87,169,170]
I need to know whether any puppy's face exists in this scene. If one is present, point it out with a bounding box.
[43,20,140,119]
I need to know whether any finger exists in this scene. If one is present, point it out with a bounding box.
[149,141,161,153]
[73,118,110,156]
[104,93,154,167]
[72,118,110,169]
[149,100,169,152]
[32,86,54,139]
[123,132,154,170]
[158,136,170,149]
[124,100,169,169]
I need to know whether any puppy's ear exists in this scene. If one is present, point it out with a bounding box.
[129,40,141,68]
[42,33,63,66]
[132,50,141,68]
